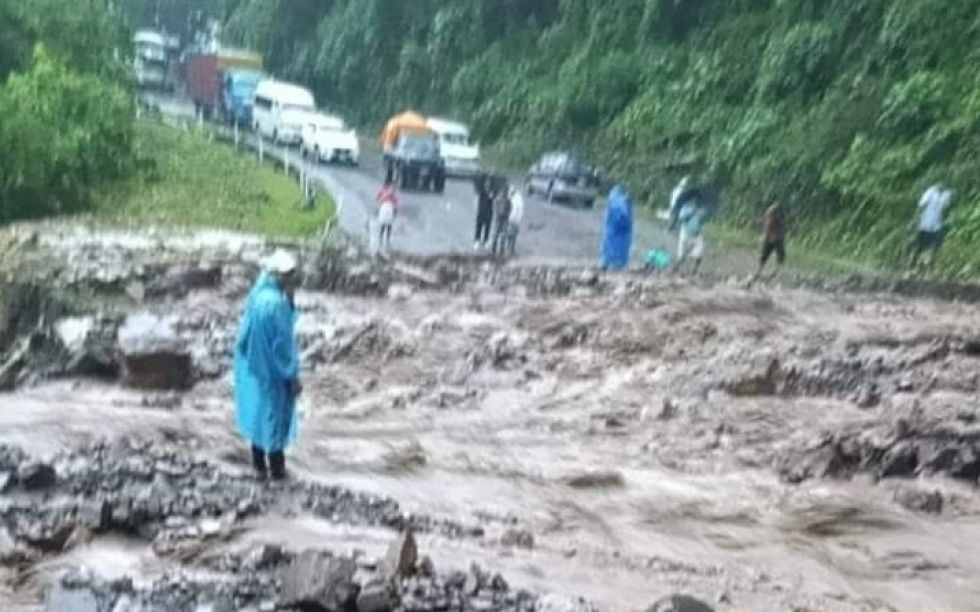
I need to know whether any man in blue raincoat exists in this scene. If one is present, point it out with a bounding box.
[234,249,302,481]
[601,185,634,270]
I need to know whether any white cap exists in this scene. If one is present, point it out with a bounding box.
[262,248,298,274]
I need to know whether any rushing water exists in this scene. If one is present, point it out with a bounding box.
[4,268,980,611]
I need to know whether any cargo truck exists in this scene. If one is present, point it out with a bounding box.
[184,49,263,125]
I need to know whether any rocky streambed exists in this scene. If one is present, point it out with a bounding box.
[2,225,980,611]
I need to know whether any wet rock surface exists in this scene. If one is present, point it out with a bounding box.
[778,411,980,485]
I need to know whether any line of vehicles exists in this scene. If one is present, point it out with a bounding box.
[134,30,601,204]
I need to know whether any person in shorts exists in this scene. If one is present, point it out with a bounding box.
[757,202,786,277]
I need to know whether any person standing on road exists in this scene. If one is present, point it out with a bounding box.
[491,177,513,256]
[506,185,525,256]
[473,173,494,250]
[668,176,697,231]
[600,185,634,270]
[912,183,953,268]
[375,180,398,251]
[675,200,707,275]
[756,202,786,277]
[234,249,302,482]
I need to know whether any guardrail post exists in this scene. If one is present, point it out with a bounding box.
[284,149,290,175]
[233,122,239,149]
[258,137,264,163]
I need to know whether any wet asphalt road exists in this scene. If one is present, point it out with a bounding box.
[150,94,672,263]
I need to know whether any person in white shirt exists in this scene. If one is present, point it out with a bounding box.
[505,186,525,256]
[912,183,953,267]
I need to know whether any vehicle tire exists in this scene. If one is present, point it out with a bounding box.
[525,181,534,196]
[434,172,446,194]
[272,129,279,146]
[421,173,432,191]
[399,166,411,190]
[546,183,555,205]
[584,199,595,209]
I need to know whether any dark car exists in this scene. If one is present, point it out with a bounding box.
[525,151,600,207]
[387,134,446,193]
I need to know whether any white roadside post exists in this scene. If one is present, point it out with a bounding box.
[233,121,239,149]
[258,136,264,163]
[284,148,290,176]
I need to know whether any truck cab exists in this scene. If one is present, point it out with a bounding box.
[223,70,262,127]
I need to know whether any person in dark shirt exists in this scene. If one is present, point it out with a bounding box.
[473,172,494,250]
[757,202,786,277]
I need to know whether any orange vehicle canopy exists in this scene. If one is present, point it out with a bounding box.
[380,111,432,150]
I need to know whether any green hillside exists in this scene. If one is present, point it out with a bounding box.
[223,0,980,276]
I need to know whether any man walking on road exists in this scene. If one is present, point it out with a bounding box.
[912,183,953,268]
[234,249,302,481]
[473,173,494,251]
[756,202,786,278]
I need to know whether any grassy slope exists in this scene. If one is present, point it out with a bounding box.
[93,121,334,237]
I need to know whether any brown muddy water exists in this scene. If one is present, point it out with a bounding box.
[2,228,980,611]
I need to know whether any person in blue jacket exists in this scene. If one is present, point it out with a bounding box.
[234,249,302,481]
[601,185,634,270]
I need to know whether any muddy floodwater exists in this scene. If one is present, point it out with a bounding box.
[2,227,980,611]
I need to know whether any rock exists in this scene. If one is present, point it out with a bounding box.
[560,469,625,489]
[244,544,284,570]
[17,461,57,490]
[383,529,417,579]
[893,486,943,514]
[356,578,397,612]
[125,281,146,302]
[280,550,358,612]
[500,528,534,550]
[117,313,192,390]
[0,527,27,566]
[646,594,715,612]
[45,585,100,612]
[121,350,192,390]
[878,441,918,478]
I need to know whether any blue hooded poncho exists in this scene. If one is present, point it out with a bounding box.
[234,272,299,452]
[601,185,633,269]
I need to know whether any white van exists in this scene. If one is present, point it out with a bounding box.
[425,118,481,178]
[252,79,316,146]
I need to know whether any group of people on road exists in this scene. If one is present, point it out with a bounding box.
[473,172,524,256]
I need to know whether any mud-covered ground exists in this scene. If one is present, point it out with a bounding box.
[2,225,980,612]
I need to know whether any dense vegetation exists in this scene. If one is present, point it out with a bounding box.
[96,122,330,237]
[0,0,135,222]
[222,0,980,275]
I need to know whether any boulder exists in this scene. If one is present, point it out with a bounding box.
[383,529,418,579]
[117,313,192,390]
[17,461,57,490]
[280,550,358,611]
[356,578,397,612]
[501,528,535,550]
[893,486,943,514]
[646,594,715,612]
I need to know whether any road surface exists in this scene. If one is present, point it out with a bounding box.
[148,93,674,263]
